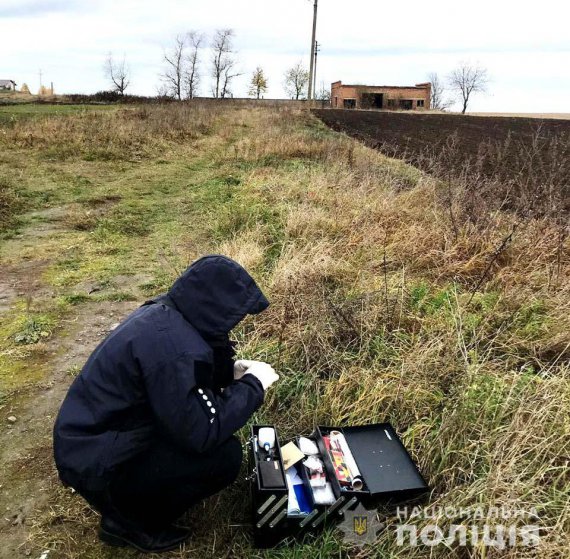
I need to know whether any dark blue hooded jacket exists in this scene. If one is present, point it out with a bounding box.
[53,255,269,491]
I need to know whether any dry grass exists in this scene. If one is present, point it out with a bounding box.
[470,112,570,120]
[230,107,570,557]
[0,103,223,162]
[2,103,568,558]
[218,226,267,272]
[0,176,23,232]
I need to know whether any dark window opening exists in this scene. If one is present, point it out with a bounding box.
[343,98,356,109]
[417,100,425,108]
[361,92,384,109]
[399,99,413,110]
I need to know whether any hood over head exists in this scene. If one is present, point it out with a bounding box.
[168,255,269,338]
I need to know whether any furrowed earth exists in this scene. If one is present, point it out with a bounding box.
[313,109,570,217]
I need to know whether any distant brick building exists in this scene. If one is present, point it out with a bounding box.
[331,81,431,110]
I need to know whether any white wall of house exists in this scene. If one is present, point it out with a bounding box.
[0,81,17,91]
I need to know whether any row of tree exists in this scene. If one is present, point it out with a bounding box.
[105,28,320,101]
[105,33,489,110]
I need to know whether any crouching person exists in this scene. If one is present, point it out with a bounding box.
[53,255,278,553]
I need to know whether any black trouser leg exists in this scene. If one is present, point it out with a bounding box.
[101,436,243,530]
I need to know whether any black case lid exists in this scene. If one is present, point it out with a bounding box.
[340,423,427,496]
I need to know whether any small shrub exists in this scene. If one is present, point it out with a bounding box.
[13,315,54,344]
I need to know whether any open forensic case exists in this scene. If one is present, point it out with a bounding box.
[249,422,429,548]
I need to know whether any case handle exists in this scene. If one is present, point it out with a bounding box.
[326,495,345,515]
[256,495,288,528]
[299,509,319,528]
[269,509,287,528]
[309,495,347,528]
[256,494,276,515]
[311,511,328,528]
[337,496,358,516]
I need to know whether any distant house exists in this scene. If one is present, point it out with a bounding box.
[0,79,17,91]
[331,81,431,110]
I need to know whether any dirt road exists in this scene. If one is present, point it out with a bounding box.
[0,207,146,558]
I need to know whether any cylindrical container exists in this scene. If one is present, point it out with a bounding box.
[258,427,276,451]
[330,430,364,490]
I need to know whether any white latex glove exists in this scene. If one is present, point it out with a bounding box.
[234,359,261,380]
[242,361,279,391]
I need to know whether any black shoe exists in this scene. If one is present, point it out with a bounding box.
[99,516,191,553]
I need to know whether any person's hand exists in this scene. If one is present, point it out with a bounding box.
[241,361,279,391]
[234,359,259,380]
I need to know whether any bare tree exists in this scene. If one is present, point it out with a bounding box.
[283,61,310,100]
[249,67,268,99]
[184,31,203,99]
[211,29,236,98]
[155,83,170,98]
[104,53,130,95]
[220,61,242,99]
[162,35,186,100]
[315,81,331,103]
[427,72,452,111]
[447,62,489,114]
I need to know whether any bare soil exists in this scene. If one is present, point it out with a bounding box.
[0,205,142,558]
[313,109,570,215]
[0,300,139,558]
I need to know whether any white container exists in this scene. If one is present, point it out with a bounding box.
[258,427,276,451]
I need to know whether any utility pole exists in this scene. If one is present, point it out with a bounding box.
[307,0,318,100]
[39,68,43,91]
[313,41,320,99]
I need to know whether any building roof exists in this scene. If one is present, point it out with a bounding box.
[333,83,429,90]
[0,79,16,86]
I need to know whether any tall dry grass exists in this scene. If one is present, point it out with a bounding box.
[221,108,570,557]
[0,102,225,161]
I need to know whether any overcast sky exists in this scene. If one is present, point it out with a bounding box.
[2,0,569,112]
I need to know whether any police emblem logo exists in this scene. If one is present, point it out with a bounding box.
[353,515,368,536]
[338,503,382,545]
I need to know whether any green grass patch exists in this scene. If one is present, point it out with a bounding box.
[0,308,55,391]
[11,313,55,344]
[0,103,117,125]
